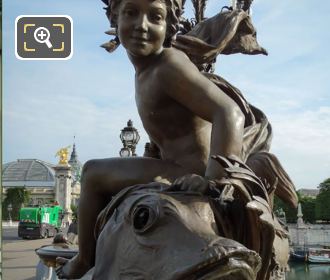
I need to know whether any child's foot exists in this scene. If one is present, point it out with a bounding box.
[56,255,92,279]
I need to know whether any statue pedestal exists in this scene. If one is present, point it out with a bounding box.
[54,164,72,224]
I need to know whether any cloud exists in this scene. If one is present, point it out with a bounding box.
[3,88,148,163]
[270,107,330,188]
[3,0,148,165]
[3,0,330,191]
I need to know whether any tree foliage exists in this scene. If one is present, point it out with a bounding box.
[315,178,330,222]
[274,178,330,223]
[274,195,297,223]
[71,204,78,221]
[2,187,30,221]
[274,191,317,223]
[300,196,316,223]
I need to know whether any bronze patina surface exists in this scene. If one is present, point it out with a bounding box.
[53,0,297,279]
[93,181,261,280]
[91,157,288,280]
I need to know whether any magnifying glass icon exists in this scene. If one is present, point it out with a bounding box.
[34,27,53,48]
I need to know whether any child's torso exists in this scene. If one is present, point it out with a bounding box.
[135,60,212,174]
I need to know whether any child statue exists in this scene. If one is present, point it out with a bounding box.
[56,0,297,278]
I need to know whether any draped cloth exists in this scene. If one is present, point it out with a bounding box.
[173,9,268,67]
[173,10,297,208]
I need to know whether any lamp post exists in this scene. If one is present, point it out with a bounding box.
[119,120,140,157]
[7,203,13,226]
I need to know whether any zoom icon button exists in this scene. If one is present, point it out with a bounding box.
[15,15,73,60]
[34,27,53,48]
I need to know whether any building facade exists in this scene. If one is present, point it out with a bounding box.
[2,159,56,205]
[2,145,82,207]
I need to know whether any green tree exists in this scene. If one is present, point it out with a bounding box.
[274,195,297,223]
[274,191,318,224]
[300,196,316,223]
[315,178,330,221]
[71,204,78,221]
[315,178,330,222]
[2,187,30,221]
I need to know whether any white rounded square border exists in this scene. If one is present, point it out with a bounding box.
[15,15,73,61]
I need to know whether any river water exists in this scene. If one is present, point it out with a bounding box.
[286,263,330,279]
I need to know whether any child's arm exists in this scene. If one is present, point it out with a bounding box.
[158,51,245,180]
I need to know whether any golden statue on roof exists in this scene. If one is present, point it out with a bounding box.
[55,146,71,165]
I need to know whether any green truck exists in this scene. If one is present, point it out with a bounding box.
[18,205,63,239]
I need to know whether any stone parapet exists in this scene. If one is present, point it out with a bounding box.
[288,223,330,247]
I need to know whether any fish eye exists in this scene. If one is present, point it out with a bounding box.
[132,205,157,233]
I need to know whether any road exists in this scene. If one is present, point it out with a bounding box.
[2,227,55,280]
[3,226,21,243]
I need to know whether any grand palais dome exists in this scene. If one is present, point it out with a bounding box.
[2,159,55,188]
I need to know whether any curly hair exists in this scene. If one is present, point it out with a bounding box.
[101,0,184,46]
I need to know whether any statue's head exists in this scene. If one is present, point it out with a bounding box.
[101,0,184,47]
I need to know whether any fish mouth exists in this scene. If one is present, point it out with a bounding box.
[173,249,261,280]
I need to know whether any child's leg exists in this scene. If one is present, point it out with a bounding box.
[56,157,186,279]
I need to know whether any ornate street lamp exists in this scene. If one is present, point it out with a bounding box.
[7,203,13,226]
[119,120,140,157]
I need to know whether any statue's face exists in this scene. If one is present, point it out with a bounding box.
[117,0,167,57]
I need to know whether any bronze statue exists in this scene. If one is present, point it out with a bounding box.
[92,173,262,280]
[55,0,297,279]
[55,157,289,280]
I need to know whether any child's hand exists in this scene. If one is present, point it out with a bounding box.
[169,174,210,194]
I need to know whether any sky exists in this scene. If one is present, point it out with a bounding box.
[2,0,330,189]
